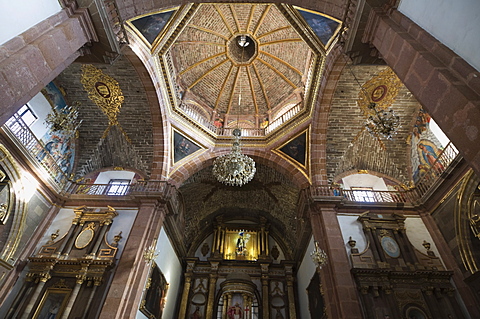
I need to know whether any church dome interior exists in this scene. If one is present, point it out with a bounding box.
[0,0,480,318]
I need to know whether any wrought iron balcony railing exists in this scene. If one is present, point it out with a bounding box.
[310,142,459,204]
[3,111,460,206]
[2,115,70,190]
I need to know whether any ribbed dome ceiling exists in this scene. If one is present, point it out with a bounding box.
[169,4,315,125]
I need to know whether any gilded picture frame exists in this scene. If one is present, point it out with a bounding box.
[32,287,71,319]
[140,262,169,319]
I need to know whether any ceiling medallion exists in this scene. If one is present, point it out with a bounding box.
[357,68,402,139]
[213,128,256,187]
[80,64,131,142]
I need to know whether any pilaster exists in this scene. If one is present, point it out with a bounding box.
[309,203,363,318]
[99,200,166,319]
[0,0,97,125]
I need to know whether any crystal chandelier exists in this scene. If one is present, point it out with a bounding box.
[213,128,256,187]
[365,102,399,139]
[45,102,82,135]
[310,241,328,269]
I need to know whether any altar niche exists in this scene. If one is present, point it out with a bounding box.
[211,218,271,261]
[216,273,259,319]
[224,230,259,261]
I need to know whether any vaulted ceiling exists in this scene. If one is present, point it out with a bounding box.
[55,0,422,258]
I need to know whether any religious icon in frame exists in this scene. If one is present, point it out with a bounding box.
[140,262,169,319]
[32,287,71,319]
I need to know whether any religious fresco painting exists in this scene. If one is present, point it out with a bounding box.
[409,109,444,182]
[130,10,175,45]
[417,139,443,171]
[296,7,340,46]
[278,131,307,167]
[412,109,431,139]
[40,82,76,178]
[173,131,201,163]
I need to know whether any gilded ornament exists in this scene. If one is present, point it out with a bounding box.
[357,68,402,116]
[80,65,131,142]
[75,222,96,250]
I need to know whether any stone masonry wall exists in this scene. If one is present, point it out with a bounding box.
[56,56,154,178]
[327,65,420,183]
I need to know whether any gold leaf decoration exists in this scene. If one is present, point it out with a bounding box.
[357,67,402,117]
[80,64,131,142]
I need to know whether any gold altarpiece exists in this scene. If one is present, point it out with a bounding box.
[179,216,296,319]
[4,206,122,319]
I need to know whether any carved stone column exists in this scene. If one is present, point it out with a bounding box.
[98,200,166,319]
[243,294,248,319]
[222,293,231,319]
[0,3,97,124]
[81,277,102,319]
[420,210,480,317]
[310,203,363,318]
[60,274,84,319]
[90,221,110,256]
[20,273,51,319]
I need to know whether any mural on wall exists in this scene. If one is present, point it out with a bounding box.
[130,10,175,45]
[173,130,201,163]
[40,82,76,178]
[277,130,307,168]
[409,109,444,182]
[296,7,340,46]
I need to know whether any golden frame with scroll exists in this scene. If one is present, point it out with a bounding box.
[32,287,71,319]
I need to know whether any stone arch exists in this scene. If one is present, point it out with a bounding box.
[167,148,310,188]
[333,169,403,186]
[186,210,294,260]
[310,45,347,185]
[123,48,167,180]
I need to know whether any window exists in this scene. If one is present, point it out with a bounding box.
[5,104,38,133]
[351,187,376,202]
[106,179,130,195]
[17,104,38,126]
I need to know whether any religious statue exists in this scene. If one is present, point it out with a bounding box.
[190,306,202,319]
[236,232,246,255]
[228,303,242,319]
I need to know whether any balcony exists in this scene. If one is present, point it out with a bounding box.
[3,112,461,207]
[310,142,460,205]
